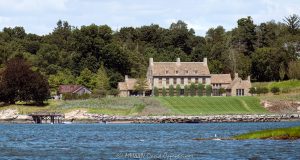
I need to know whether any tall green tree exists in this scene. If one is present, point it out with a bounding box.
[284,14,300,35]
[176,84,181,96]
[169,85,174,96]
[76,68,96,89]
[198,84,204,96]
[206,85,212,96]
[134,77,148,96]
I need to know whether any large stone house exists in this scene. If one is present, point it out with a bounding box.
[118,58,251,97]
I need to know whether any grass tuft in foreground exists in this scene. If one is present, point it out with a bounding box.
[234,126,300,140]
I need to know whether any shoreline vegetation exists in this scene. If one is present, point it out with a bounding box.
[233,126,300,140]
[193,126,300,141]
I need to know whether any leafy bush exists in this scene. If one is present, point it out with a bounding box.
[184,85,189,96]
[169,85,174,96]
[219,87,226,95]
[271,87,280,95]
[190,83,196,96]
[154,87,159,97]
[256,87,269,95]
[198,84,204,96]
[249,87,256,95]
[108,88,120,96]
[176,84,181,96]
[206,85,212,96]
[162,87,166,96]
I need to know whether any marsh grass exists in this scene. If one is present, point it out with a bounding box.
[234,126,300,140]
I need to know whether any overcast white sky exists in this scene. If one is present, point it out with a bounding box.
[0,0,299,36]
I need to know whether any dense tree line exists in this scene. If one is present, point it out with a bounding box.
[0,15,300,94]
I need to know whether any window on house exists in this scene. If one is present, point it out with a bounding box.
[236,89,245,96]
[166,70,169,75]
[188,78,191,84]
[175,70,179,74]
[174,78,177,85]
[194,70,198,74]
[166,78,169,85]
[195,78,198,84]
[181,78,184,84]
[159,78,162,85]
[202,78,206,84]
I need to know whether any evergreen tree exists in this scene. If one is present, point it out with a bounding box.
[176,84,181,96]
[134,77,148,96]
[162,87,166,96]
[154,87,159,97]
[198,84,204,96]
[169,85,174,96]
[190,83,196,96]
[206,85,212,96]
[184,85,189,96]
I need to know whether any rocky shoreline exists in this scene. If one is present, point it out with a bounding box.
[1,109,300,124]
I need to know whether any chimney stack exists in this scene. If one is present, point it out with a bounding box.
[149,58,153,66]
[203,58,207,66]
[247,76,251,81]
[125,75,128,82]
[176,58,180,65]
[235,73,239,79]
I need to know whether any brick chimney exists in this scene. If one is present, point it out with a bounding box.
[235,73,239,79]
[203,57,207,66]
[149,58,153,66]
[176,58,180,65]
[247,76,251,81]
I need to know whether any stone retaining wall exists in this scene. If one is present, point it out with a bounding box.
[88,114,300,123]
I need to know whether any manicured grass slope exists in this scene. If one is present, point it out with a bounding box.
[234,126,300,140]
[157,96,268,115]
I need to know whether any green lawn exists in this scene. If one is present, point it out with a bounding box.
[234,126,300,140]
[1,96,268,115]
[157,96,268,115]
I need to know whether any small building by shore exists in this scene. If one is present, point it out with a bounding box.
[56,85,92,99]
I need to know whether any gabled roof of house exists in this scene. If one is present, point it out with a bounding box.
[150,62,210,76]
[227,77,251,89]
[58,85,90,94]
[211,74,232,84]
[118,77,151,91]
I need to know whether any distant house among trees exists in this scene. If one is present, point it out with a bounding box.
[57,85,92,99]
[118,58,251,97]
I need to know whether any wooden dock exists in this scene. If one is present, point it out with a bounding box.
[29,112,64,124]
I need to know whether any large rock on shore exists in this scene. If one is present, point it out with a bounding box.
[64,109,95,121]
[0,109,19,120]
